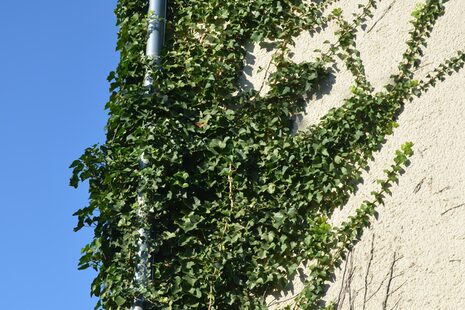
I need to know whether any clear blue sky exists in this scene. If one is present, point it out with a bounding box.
[0,1,118,308]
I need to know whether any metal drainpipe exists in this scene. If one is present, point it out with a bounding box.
[133,1,167,309]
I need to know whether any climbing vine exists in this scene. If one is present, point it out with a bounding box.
[71,0,465,309]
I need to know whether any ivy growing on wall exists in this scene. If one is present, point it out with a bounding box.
[70,0,465,309]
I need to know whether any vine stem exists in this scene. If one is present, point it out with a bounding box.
[228,164,234,210]
[208,283,214,310]
[222,163,234,236]
[207,164,236,309]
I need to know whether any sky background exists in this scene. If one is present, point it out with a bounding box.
[0,1,118,308]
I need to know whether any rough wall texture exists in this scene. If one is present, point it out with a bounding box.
[241,1,465,309]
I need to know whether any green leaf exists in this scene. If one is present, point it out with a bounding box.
[115,296,125,307]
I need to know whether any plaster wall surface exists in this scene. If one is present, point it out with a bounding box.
[241,1,465,309]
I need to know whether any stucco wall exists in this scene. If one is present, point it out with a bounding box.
[242,1,465,309]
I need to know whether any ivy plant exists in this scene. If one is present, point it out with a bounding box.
[71,0,464,309]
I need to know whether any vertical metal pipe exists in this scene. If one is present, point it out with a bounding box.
[133,1,167,309]
[144,0,167,87]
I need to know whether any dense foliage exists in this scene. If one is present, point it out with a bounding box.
[71,0,465,308]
